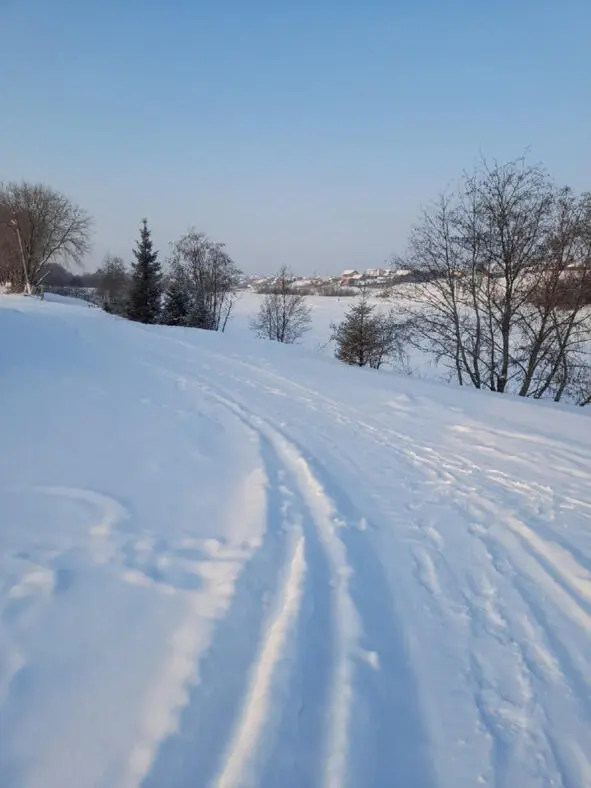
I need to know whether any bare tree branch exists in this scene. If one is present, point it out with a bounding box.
[250,266,312,343]
[0,182,92,291]
[396,157,591,402]
[170,230,241,331]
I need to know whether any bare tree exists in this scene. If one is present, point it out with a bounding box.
[250,266,312,343]
[0,182,92,292]
[574,363,591,407]
[331,286,406,369]
[171,230,241,331]
[398,156,591,402]
[516,189,591,400]
[398,191,483,387]
[96,254,129,315]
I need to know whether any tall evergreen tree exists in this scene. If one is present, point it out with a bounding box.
[162,267,190,326]
[127,219,162,323]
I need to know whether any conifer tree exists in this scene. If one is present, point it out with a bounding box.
[162,268,190,326]
[331,287,403,369]
[127,219,162,323]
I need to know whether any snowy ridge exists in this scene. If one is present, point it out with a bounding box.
[0,295,590,787]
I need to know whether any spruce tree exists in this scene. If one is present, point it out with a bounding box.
[127,219,162,323]
[162,270,190,326]
[187,290,215,330]
[330,286,400,369]
[331,295,377,367]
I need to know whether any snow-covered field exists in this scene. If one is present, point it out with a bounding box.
[1,294,591,788]
[230,290,434,378]
[229,291,354,354]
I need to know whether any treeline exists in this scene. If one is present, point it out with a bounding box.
[0,181,242,332]
[253,158,591,408]
[95,223,242,331]
[2,156,589,407]
[255,282,359,297]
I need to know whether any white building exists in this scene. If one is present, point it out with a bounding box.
[340,269,360,285]
[365,267,388,278]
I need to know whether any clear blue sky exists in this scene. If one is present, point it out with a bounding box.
[2,0,590,274]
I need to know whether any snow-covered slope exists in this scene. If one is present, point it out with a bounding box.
[1,295,590,788]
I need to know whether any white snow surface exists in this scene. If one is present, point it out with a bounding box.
[1,295,591,788]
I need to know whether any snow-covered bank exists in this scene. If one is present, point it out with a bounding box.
[1,295,590,787]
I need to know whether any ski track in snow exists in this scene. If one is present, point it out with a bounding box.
[199,390,361,788]
[123,371,435,788]
[1,298,591,788]
[96,384,364,788]
[213,531,306,788]
[177,350,591,788]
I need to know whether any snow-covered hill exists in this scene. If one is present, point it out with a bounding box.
[1,295,590,788]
